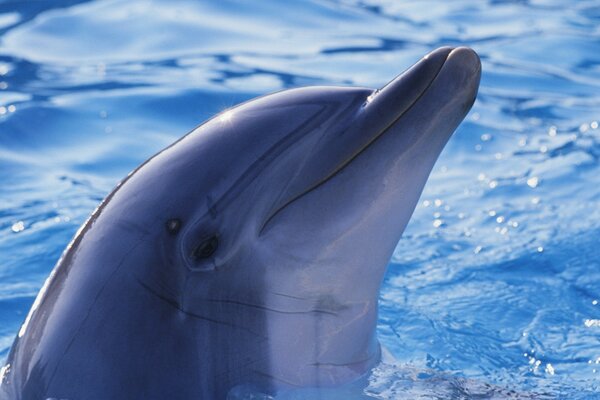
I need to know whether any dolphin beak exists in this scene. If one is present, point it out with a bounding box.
[362,46,455,124]
[366,46,480,126]
[260,47,481,233]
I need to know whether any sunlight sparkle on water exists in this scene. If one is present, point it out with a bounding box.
[584,319,600,328]
[11,221,24,233]
[527,177,539,188]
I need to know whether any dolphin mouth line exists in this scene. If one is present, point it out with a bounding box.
[259,49,459,235]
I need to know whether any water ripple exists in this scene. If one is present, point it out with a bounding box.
[0,0,599,398]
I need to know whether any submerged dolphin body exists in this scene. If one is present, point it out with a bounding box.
[0,47,480,399]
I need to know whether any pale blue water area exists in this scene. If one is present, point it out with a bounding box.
[0,0,599,398]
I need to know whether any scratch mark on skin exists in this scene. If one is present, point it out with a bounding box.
[135,279,268,339]
[45,238,145,392]
[135,277,182,311]
[197,298,339,317]
[270,292,309,300]
[310,353,378,368]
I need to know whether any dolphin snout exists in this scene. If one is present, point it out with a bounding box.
[433,46,482,113]
[365,46,453,119]
[365,46,480,127]
[447,46,482,74]
[259,47,481,234]
[445,47,482,90]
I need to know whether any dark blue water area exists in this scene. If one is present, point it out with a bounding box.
[1,0,599,398]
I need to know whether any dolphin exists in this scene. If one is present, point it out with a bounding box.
[0,46,480,400]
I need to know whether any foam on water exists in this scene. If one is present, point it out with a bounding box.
[1,0,599,398]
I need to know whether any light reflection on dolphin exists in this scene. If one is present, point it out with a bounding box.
[0,46,480,399]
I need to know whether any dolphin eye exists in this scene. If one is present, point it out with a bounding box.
[166,218,182,234]
[192,235,219,259]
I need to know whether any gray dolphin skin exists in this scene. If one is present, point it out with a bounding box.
[0,47,480,399]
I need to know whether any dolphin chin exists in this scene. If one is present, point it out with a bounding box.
[1,47,480,399]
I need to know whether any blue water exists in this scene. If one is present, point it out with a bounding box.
[1,0,599,398]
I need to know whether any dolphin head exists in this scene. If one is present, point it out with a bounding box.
[100,46,480,390]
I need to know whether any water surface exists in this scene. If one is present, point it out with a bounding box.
[1,1,599,398]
